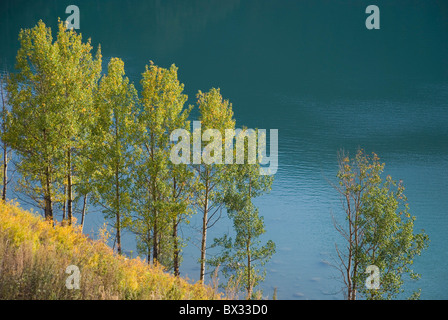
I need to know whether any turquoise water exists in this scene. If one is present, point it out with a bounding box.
[1,0,447,299]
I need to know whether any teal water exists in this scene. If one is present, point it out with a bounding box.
[1,0,447,299]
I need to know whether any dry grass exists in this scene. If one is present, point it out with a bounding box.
[0,200,220,300]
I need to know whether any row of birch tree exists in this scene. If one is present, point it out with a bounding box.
[0,20,275,298]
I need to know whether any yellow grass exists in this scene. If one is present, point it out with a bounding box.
[0,200,220,300]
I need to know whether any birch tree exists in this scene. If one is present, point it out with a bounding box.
[134,62,190,267]
[194,88,235,282]
[90,57,139,254]
[55,20,102,225]
[208,129,275,298]
[333,149,429,300]
[4,20,101,223]
[4,21,98,222]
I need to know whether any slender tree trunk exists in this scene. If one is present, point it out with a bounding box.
[67,147,73,225]
[347,248,353,300]
[146,190,152,264]
[1,74,7,201]
[152,194,158,264]
[62,184,67,222]
[114,113,122,255]
[246,178,252,298]
[351,192,361,301]
[150,137,159,264]
[346,193,355,300]
[147,135,158,264]
[173,216,180,276]
[80,193,87,232]
[172,177,180,277]
[42,127,53,223]
[44,165,53,222]
[115,165,121,255]
[200,200,207,282]
[157,232,162,262]
[2,142,7,201]
[199,174,209,283]
[152,214,158,263]
[247,240,252,299]
[147,225,151,264]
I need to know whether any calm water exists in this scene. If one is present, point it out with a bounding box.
[1,0,447,299]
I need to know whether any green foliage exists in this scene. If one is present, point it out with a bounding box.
[335,149,429,300]
[4,19,101,221]
[2,19,279,298]
[208,131,275,299]
[89,57,140,254]
[133,62,191,268]
[194,88,237,282]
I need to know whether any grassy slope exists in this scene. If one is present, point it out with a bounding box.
[0,200,219,300]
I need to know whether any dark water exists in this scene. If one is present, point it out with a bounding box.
[1,0,448,299]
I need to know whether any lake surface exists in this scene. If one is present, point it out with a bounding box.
[1,0,447,299]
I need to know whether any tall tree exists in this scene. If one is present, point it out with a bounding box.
[55,20,102,225]
[209,129,275,298]
[4,20,101,222]
[133,62,189,266]
[194,88,235,282]
[333,149,429,300]
[90,57,139,255]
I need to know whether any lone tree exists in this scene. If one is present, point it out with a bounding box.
[333,149,429,300]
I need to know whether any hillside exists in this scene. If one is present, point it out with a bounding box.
[0,200,219,300]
